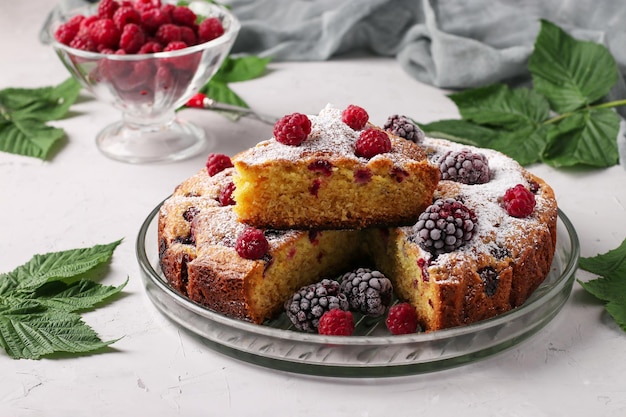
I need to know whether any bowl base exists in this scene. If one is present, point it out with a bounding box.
[96,117,211,164]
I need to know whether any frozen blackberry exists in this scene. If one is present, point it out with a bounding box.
[284,279,349,332]
[339,268,393,317]
[415,198,478,255]
[438,149,490,184]
[383,114,425,143]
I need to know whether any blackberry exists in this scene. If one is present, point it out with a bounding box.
[415,198,478,255]
[339,268,393,317]
[284,279,349,332]
[383,114,425,143]
[438,149,490,184]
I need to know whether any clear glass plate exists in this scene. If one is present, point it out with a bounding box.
[137,202,579,377]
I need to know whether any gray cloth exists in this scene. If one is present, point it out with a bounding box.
[227,0,626,90]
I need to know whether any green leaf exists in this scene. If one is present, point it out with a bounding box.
[200,80,249,108]
[488,123,551,166]
[449,84,551,130]
[0,240,125,359]
[577,238,626,332]
[13,240,122,292]
[212,56,271,84]
[529,19,618,113]
[542,108,620,167]
[0,78,81,159]
[419,119,500,147]
[579,238,626,279]
[0,310,113,359]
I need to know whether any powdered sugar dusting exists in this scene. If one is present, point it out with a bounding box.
[235,104,413,165]
[407,138,555,277]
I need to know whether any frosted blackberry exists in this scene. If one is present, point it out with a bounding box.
[383,114,425,143]
[438,149,490,184]
[415,198,478,255]
[340,268,393,317]
[284,279,349,332]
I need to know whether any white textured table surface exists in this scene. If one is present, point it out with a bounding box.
[2,1,626,416]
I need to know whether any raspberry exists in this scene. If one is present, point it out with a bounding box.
[218,182,236,206]
[317,309,355,336]
[284,279,349,332]
[502,184,536,218]
[55,20,81,45]
[339,268,393,317]
[198,17,224,43]
[97,0,119,19]
[355,128,391,158]
[235,228,269,260]
[134,0,162,12]
[415,198,478,255]
[155,23,182,45]
[180,25,198,46]
[186,93,207,108]
[89,18,121,49]
[113,6,141,29]
[383,114,424,143]
[171,5,197,27]
[140,7,171,34]
[273,113,312,146]
[69,33,96,51]
[138,40,163,54]
[205,153,233,176]
[385,303,419,335]
[438,149,490,184]
[341,104,368,130]
[119,23,146,54]
[163,40,187,51]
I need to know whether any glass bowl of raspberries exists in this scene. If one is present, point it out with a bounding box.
[41,0,240,163]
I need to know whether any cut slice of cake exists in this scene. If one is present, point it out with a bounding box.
[231,104,440,230]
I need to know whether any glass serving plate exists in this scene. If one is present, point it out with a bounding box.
[137,202,579,377]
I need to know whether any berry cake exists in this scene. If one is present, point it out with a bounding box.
[231,105,440,230]
[157,110,558,332]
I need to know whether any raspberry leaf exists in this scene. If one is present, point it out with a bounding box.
[529,19,618,114]
[448,84,551,130]
[0,78,81,160]
[578,238,626,332]
[542,108,620,167]
[0,240,125,359]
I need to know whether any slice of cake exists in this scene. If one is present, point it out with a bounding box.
[231,104,440,230]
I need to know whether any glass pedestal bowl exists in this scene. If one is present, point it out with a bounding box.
[41,1,240,163]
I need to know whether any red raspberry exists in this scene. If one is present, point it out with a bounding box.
[235,228,269,260]
[205,153,233,176]
[89,18,121,49]
[54,15,84,45]
[186,93,207,108]
[171,5,197,27]
[69,32,96,51]
[218,182,236,206]
[119,23,146,54]
[163,40,187,51]
[502,184,536,218]
[180,25,197,46]
[133,0,161,12]
[198,17,224,43]
[342,104,369,130]
[317,309,355,336]
[155,64,174,90]
[140,7,171,34]
[113,6,141,29]
[355,128,391,158]
[273,113,312,146]
[97,0,119,19]
[138,40,163,54]
[155,23,182,45]
[78,15,99,36]
[385,303,419,335]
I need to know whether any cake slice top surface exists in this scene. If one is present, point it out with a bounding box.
[233,104,426,166]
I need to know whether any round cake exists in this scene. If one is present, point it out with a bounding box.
[157,108,558,332]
